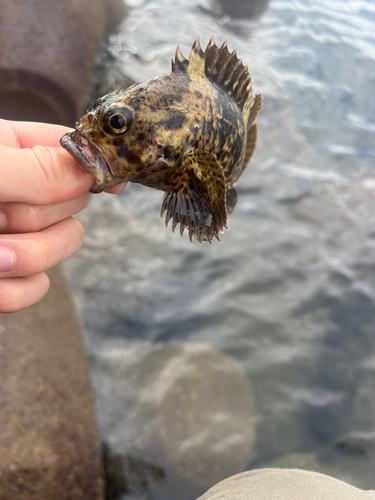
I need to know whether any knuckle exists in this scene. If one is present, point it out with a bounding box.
[30,205,49,232]
[23,204,47,232]
[2,203,46,233]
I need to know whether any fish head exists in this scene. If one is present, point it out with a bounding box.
[60,88,167,193]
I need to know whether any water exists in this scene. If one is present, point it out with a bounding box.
[64,0,375,498]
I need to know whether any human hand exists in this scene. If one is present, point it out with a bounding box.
[0,119,125,313]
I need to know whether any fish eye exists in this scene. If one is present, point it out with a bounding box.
[100,104,134,137]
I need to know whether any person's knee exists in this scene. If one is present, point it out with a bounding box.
[198,469,375,500]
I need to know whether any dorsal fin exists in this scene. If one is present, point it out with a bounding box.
[171,36,258,122]
[248,93,262,127]
[172,44,188,73]
[243,123,257,169]
[187,36,206,78]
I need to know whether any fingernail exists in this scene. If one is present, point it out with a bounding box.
[0,246,15,272]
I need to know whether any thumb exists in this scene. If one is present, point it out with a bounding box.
[0,145,94,204]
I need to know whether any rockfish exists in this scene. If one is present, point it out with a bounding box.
[60,36,262,245]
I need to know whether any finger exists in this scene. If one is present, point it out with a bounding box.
[104,182,128,195]
[0,217,84,278]
[0,272,50,313]
[0,118,73,148]
[0,144,95,204]
[0,192,91,234]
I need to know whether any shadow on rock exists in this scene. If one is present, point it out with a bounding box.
[102,443,166,500]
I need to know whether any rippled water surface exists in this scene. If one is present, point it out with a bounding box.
[64,0,375,498]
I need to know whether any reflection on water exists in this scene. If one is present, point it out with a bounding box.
[95,342,256,499]
[64,0,375,498]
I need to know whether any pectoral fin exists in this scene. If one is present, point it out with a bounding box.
[160,152,227,245]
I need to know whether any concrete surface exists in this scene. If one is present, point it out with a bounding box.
[0,0,127,125]
[0,265,104,500]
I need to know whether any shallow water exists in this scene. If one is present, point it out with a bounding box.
[64,0,375,498]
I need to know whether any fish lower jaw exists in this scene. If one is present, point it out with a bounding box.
[89,177,124,193]
[60,130,117,193]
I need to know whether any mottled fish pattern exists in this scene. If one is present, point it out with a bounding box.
[60,36,262,245]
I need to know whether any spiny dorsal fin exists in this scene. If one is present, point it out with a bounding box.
[248,93,262,127]
[171,36,259,121]
[172,44,188,73]
[243,123,257,169]
[188,36,205,78]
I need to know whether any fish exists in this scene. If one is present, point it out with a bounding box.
[60,36,262,245]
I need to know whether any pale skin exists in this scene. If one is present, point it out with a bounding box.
[0,119,125,314]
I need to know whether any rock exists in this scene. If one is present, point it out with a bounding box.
[0,0,127,125]
[0,266,104,500]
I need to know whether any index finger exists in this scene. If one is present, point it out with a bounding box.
[0,119,73,149]
[0,144,94,204]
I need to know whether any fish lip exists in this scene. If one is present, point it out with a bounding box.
[60,129,115,193]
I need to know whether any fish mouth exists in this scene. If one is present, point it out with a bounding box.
[60,129,117,193]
